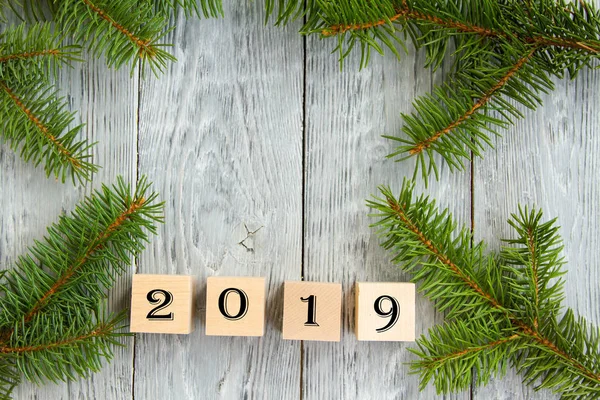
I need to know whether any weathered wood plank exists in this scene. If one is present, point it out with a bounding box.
[0,42,139,400]
[301,37,471,399]
[473,57,600,399]
[133,2,303,399]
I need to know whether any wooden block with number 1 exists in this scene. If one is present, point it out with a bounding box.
[205,276,265,336]
[354,282,415,341]
[282,281,342,342]
[130,274,195,334]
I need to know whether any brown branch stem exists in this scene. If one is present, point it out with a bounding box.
[426,334,520,366]
[409,47,537,155]
[0,325,111,354]
[321,5,600,54]
[0,49,61,63]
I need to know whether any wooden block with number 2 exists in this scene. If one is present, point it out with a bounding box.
[354,282,415,341]
[282,281,342,342]
[130,274,195,334]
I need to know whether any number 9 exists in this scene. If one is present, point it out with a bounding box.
[374,295,400,333]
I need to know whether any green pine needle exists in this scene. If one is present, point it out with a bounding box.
[0,23,81,79]
[0,176,163,397]
[55,0,176,76]
[0,77,96,183]
[154,0,223,19]
[368,179,600,398]
[0,23,95,183]
[310,0,600,183]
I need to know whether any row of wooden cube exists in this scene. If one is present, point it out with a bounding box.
[130,275,415,342]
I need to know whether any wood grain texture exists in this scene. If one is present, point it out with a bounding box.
[302,36,470,400]
[1,1,600,399]
[133,2,303,399]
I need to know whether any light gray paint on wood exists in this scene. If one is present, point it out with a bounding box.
[134,2,303,399]
[1,2,599,399]
[301,37,470,400]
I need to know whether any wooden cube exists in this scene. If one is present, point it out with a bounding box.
[282,281,342,342]
[130,274,194,334]
[205,276,265,337]
[354,282,415,341]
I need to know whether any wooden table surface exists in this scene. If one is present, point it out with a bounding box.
[1,2,599,399]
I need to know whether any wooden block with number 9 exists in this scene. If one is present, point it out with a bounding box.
[354,282,415,341]
[130,274,195,334]
[282,281,342,342]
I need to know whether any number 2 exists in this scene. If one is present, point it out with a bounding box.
[146,289,174,321]
[374,295,400,333]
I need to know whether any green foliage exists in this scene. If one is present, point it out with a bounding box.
[0,176,163,398]
[368,179,600,398]
[386,43,554,181]
[0,0,223,182]
[154,0,223,19]
[0,23,96,183]
[308,0,600,183]
[56,0,174,75]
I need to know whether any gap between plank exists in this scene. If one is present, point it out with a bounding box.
[130,56,143,400]
[300,2,308,399]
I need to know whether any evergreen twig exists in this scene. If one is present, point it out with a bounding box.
[0,176,163,396]
[0,23,96,183]
[368,179,600,398]
[301,0,600,183]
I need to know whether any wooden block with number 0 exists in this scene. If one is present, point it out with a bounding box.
[205,276,265,336]
[130,274,195,334]
[354,282,415,341]
[282,281,342,342]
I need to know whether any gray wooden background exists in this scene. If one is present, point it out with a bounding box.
[1,2,599,399]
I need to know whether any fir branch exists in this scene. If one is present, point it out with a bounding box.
[55,0,176,74]
[0,78,96,183]
[411,319,521,393]
[0,23,81,79]
[0,176,162,330]
[369,179,600,397]
[317,1,600,58]
[503,206,566,331]
[407,47,537,157]
[0,176,162,393]
[6,309,127,384]
[21,194,147,323]
[320,5,502,39]
[385,43,553,182]
[306,0,600,182]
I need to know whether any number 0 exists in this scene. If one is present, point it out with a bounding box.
[218,288,249,320]
[374,295,400,333]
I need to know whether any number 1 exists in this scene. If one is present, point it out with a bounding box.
[301,295,319,326]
